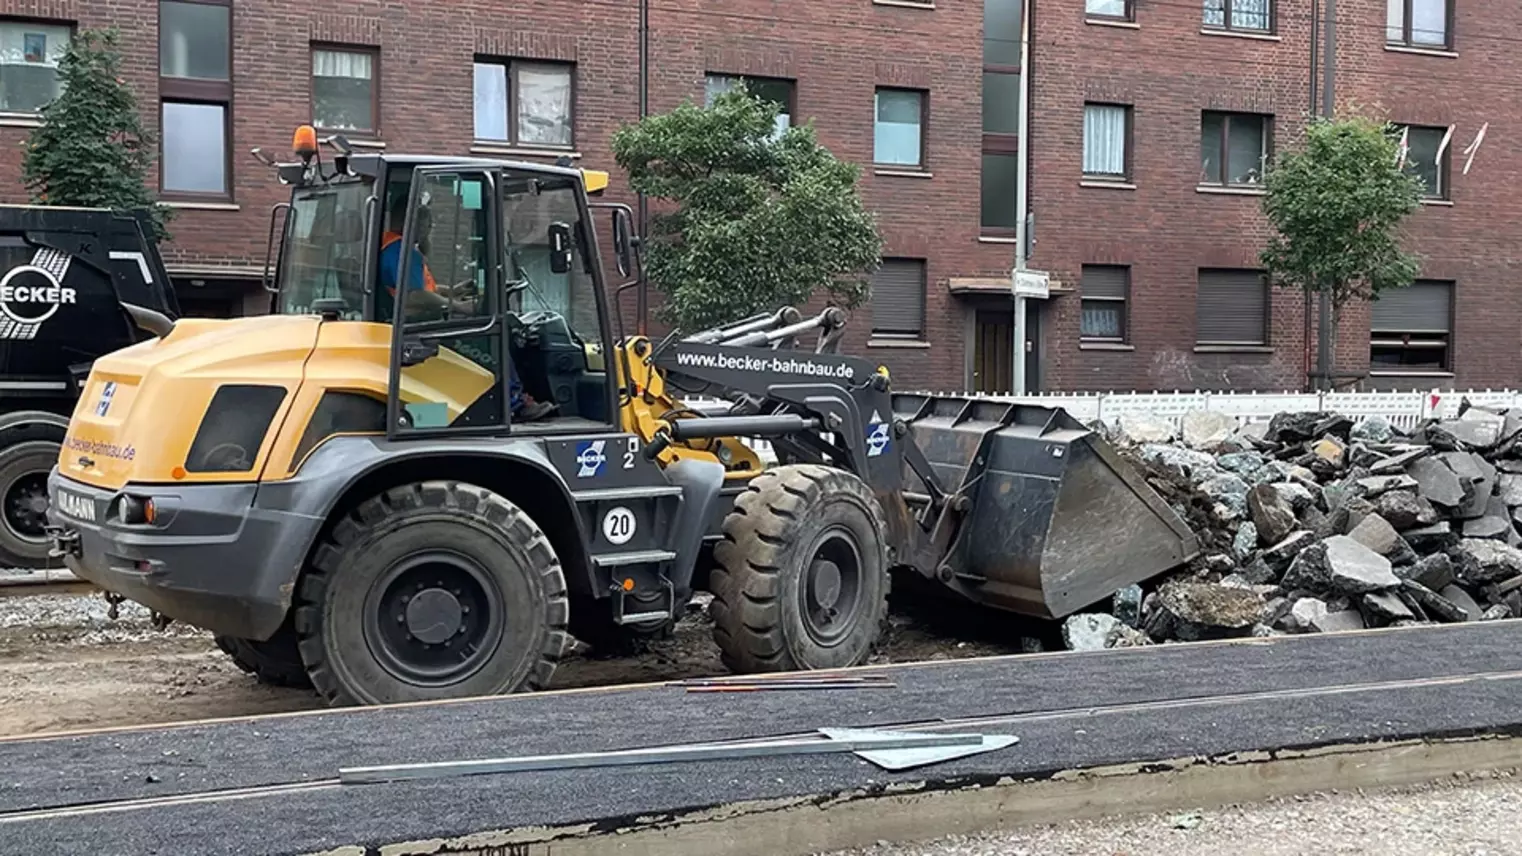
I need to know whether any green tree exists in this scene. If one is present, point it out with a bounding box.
[21,27,172,240]
[611,88,882,332]
[1259,110,1423,382]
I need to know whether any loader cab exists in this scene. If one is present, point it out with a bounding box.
[264,137,629,438]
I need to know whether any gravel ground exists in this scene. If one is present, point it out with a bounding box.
[818,770,1522,856]
[0,587,1036,737]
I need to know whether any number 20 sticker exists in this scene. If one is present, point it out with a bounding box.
[602,506,637,545]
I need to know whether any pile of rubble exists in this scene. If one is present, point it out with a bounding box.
[1062,402,1522,651]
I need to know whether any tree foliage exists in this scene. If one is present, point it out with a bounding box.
[611,88,882,332]
[1259,111,1423,358]
[21,28,172,240]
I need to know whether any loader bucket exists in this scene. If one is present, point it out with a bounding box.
[893,394,1199,620]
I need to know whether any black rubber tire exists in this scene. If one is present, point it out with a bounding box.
[214,619,312,689]
[0,438,63,569]
[710,464,891,674]
[292,480,571,707]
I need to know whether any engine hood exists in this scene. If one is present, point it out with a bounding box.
[59,315,321,490]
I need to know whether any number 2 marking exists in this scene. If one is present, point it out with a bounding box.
[624,436,638,469]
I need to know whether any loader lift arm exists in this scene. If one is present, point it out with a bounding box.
[628,303,1199,628]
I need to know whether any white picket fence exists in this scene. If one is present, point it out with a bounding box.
[682,387,1520,461]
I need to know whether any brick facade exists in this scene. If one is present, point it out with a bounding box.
[0,0,1510,392]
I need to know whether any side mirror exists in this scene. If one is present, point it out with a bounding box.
[547,222,573,274]
[612,209,634,277]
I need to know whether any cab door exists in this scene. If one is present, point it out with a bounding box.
[385,166,513,439]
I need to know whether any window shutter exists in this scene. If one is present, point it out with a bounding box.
[1081,265,1127,299]
[1371,280,1451,333]
[1196,268,1267,344]
[871,259,925,337]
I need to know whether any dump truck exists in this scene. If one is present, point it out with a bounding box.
[43,126,1198,706]
[0,205,179,568]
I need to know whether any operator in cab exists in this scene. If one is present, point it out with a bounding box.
[378,192,556,422]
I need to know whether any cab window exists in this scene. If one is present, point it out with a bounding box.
[502,175,600,346]
[376,173,494,324]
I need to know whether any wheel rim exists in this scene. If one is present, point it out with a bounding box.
[797,525,866,647]
[3,469,50,544]
[362,550,506,687]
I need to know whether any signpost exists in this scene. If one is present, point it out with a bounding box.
[1011,267,1048,395]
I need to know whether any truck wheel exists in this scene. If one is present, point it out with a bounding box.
[0,439,62,568]
[710,464,890,674]
[214,619,312,689]
[293,481,571,707]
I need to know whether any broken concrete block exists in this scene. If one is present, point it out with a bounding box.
[1498,474,1522,507]
[1282,535,1400,595]
[1370,447,1432,474]
[1444,413,1506,449]
[1137,444,1218,482]
[1356,474,1420,497]
[1450,538,1522,586]
[1263,530,1315,574]
[1217,450,1269,478]
[1463,513,1513,541]
[1403,521,1459,554]
[1247,483,1298,545]
[1311,609,1367,633]
[1113,584,1143,628]
[1398,552,1456,591]
[1062,613,1126,651]
[1119,413,1176,445]
[1361,590,1415,623]
[1270,481,1317,513]
[1347,513,1419,566]
[1482,604,1514,621]
[1408,456,1466,509]
[1145,582,1264,639]
[1375,490,1432,530]
[1238,556,1278,585]
[1351,415,1395,444]
[1266,412,1328,444]
[1438,585,1484,621]
[1232,522,1258,560]
[1311,436,1347,467]
[1277,597,1328,634]
[1400,579,1470,623]
[1181,410,1239,450]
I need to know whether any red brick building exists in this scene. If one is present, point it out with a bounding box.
[0,0,1507,393]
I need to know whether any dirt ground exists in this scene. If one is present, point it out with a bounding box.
[0,589,1038,738]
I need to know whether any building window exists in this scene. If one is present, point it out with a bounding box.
[158,0,232,198]
[981,0,1021,235]
[1395,124,1449,200]
[473,59,574,148]
[1086,0,1133,21]
[870,258,926,340]
[874,88,925,168]
[311,46,376,135]
[1196,268,1268,345]
[1080,265,1128,343]
[0,20,70,114]
[1203,0,1272,31]
[1387,0,1450,48]
[1370,279,1452,372]
[1082,103,1130,181]
[704,73,794,139]
[1200,111,1270,187]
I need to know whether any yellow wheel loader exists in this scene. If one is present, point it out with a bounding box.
[43,127,1198,706]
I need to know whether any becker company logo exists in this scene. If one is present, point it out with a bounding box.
[0,247,77,340]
